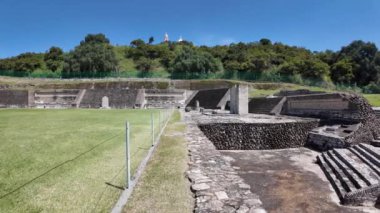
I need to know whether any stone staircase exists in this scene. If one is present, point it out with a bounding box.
[317,143,380,206]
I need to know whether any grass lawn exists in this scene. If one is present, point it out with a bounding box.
[0,109,165,213]
[363,94,380,107]
[124,111,193,213]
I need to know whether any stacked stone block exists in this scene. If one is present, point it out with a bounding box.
[199,121,319,150]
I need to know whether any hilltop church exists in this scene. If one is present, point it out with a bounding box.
[164,33,183,42]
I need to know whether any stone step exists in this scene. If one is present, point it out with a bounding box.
[322,152,356,193]
[360,143,380,159]
[371,139,380,147]
[328,150,367,189]
[333,149,379,186]
[317,155,346,199]
[349,147,380,177]
[354,145,380,168]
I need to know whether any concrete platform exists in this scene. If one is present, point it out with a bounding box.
[221,148,379,212]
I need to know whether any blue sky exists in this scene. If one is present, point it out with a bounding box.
[1,0,380,58]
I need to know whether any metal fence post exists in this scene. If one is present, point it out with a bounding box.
[158,111,161,131]
[151,112,154,146]
[125,121,131,189]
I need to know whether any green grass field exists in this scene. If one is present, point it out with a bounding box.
[363,94,380,107]
[0,109,166,212]
[124,111,193,213]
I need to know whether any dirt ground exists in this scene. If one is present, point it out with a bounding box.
[221,148,379,213]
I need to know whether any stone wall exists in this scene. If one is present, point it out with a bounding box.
[79,89,138,108]
[186,88,230,109]
[198,121,319,150]
[144,89,186,108]
[344,94,380,140]
[282,93,363,123]
[33,89,80,108]
[305,94,380,150]
[248,97,283,114]
[0,90,29,108]
[274,89,325,97]
[1,79,237,90]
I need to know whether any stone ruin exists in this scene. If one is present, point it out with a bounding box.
[1,81,380,209]
[197,114,318,150]
[317,143,380,206]
[186,88,230,110]
[0,88,190,109]
[186,86,380,208]
[247,91,380,151]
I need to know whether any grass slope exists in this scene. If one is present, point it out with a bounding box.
[124,111,193,213]
[0,109,163,212]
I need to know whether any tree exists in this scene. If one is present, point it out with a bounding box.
[148,36,154,45]
[316,50,336,66]
[169,46,223,74]
[63,34,117,77]
[336,40,379,85]
[130,39,145,48]
[44,46,63,71]
[331,58,355,83]
[279,58,330,81]
[135,57,158,72]
[259,38,272,46]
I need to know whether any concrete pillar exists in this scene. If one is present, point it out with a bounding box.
[230,84,248,115]
[28,90,35,108]
[195,100,200,111]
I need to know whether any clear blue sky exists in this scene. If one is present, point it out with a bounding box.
[1,0,380,58]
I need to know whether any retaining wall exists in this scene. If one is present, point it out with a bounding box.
[198,121,319,150]
[34,89,80,108]
[274,89,325,97]
[282,93,363,122]
[186,88,229,109]
[249,97,283,114]
[79,89,138,108]
[0,90,29,108]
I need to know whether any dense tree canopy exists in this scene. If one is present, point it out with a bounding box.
[44,47,63,72]
[0,52,43,75]
[169,46,223,75]
[63,34,117,76]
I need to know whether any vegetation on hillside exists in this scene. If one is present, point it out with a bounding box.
[0,34,380,93]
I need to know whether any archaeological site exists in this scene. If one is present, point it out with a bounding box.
[1,79,380,212]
